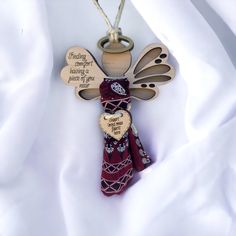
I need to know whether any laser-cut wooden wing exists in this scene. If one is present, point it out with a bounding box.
[60,47,106,100]
[126,44,175,100]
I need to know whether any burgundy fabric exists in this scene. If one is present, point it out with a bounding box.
[99,78,152,196]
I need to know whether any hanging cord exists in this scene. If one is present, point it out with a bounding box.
[92,0,125,42]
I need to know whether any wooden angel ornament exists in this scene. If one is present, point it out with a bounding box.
[61,42,175,196]
[60,0,175,196]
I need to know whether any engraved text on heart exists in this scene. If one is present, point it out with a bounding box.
[67,52,95,88]
[108,117,124,135]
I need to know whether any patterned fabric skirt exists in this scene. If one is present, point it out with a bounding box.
[99,78,151,196]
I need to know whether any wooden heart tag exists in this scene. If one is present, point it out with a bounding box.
[99,110,131,141]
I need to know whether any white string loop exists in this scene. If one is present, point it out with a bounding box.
[92,0,125,42]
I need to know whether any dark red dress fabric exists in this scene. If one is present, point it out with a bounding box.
[99,78,152,196]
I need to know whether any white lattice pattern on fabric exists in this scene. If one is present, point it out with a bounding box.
[102,155,132,174]
[101,97,131,113]
[101,168,133,194]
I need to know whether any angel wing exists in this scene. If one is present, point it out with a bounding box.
[60,47,106,100]
[126,44,175,100]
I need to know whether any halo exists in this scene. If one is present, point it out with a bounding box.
[97,35,134,53]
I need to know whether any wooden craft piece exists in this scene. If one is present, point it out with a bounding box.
[60,47,105,100]
[102,42,132,77]
[99,110,131,141]
[60,44,175,101]
[126,44,175,100]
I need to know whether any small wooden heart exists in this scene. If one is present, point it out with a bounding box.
[99,110,131,141]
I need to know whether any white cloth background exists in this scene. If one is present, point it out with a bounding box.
[0,0,236,235]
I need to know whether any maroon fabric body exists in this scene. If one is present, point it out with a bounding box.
[99,78,152,196]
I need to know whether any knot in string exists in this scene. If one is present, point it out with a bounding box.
[108,27,122,42]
